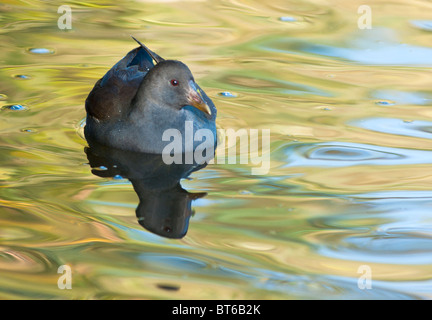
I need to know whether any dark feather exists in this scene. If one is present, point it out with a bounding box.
[85,44,159,121]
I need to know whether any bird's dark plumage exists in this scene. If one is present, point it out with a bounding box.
[85,38,217,154]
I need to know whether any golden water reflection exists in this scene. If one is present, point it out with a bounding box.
[0,0,431,299]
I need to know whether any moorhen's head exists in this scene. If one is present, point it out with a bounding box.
[141,61,211,116]
[131,37,211,117]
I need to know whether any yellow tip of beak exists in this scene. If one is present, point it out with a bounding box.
[187,84,212,116]
[191,99,212,116]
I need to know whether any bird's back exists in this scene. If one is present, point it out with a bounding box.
[85,46,156,122]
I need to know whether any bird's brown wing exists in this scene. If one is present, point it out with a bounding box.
[85,46,156,121]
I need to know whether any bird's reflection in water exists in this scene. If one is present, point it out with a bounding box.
[85,141,210,239]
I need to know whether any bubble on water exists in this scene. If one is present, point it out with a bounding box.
[218,91,237,98]
[375,100,395,106]
[94,166,108,171]
[28,48,55,55]
[2,104,28,111]
[316,105,332,111]
[113,174,123,180]
[279,16,297,22]
[14,74,31,80]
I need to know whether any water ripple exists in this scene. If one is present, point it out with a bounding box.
[284,141,432,168]
[262,28,432,66]
[309,190,432,267]
[371,90,432,106]
[2,0,432,300]
[0,247,53,273]
[351,118,432,140]
[411,20,432,32]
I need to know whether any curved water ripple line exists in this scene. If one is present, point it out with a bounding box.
[284,141,432,168]
[411,20,432,32]
[0,247,53,272]
[255,271,419,299]
[309,190,432,266]
[351,190,432,199]
[351,117,432,140]
[317,236,432,265]
[302,28,432,66]
[259,27,432,66]
[371,89,432,106]
[134,251,415,299]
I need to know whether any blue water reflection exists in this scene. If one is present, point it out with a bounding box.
[315,190,432,265]
[302,28,432,66]
[371,90,432,106]
[284,141,432,168]
[351,118,432,140]
[262,28,432,66]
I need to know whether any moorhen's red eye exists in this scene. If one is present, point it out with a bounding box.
[170,79,179,86]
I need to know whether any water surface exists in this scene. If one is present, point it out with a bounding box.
[1,0,432,299]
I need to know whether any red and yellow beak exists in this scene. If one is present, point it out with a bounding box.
[187,80,212,116]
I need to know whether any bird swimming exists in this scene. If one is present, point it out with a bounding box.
[84,37,217,155]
